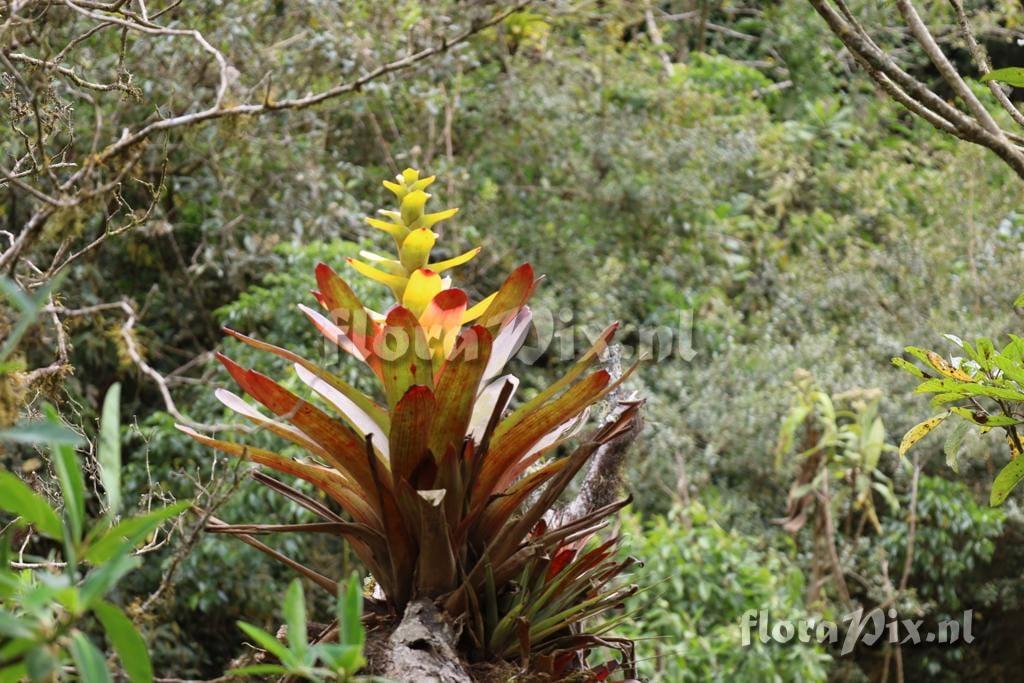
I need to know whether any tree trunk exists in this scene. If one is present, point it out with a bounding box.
[382,599,471,683]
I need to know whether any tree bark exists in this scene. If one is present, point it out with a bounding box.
[382,600,471,683]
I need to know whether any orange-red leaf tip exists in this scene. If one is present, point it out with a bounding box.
[314,262,337,280]
[385,305,418,326]
[431,289,469,309]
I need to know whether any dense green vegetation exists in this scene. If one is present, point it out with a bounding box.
[4,1,1024,680]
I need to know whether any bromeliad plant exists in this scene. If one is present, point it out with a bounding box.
[179,169,640,675]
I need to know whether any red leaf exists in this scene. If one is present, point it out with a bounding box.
[429,325,493,460]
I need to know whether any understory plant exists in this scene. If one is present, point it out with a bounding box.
[0,385,188,682]
[773,372,899,609]
[181,169,641,677]
[230,574,371,681]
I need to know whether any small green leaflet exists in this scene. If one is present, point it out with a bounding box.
[982,67,1024,87]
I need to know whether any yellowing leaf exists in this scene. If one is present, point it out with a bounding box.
[899,412,949,457]
[926,351,973,381]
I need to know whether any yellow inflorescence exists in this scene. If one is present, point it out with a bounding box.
[349,169,483,312]
[347,169,496,366]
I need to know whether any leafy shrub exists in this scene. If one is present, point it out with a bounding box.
[882,476,1003,614]
[0,386,186,682]
[617,505,832,682]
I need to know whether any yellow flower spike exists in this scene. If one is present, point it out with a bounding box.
[430,246,482,274]
[410,176,436,192]
[419,208,460,230]
[399,228,437,272]
[360,169,471,305]
[401,190,430,226]
[346,257,408,298]
[402,268,443,318]
[358,250,405,275]
[365,216,409,243]
[462,292,497,324]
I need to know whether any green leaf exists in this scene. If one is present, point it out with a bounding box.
[871,481,900,513]
[0,613,35,639]
[991,456,1024,506]
[338,572,365,648]
[1015,290,1024,308]
[950,407,1020,426]
[890,357,924,379]
[52,440,86,547]
[944,421,970,474]
[914,378,966,395]
[0,274,65,363]
[318,643,364,674]
[992,354,1024,385]
[68,631,113,683]
[981,67,1024,87]
[283,579,308,663]
[976,337,996,366]
[0,662,29,683]
[93,601,153,683]
[85,502,189,565]
[80,553,140,609]
[98,383,122,517]
[899,413,949,457]
[863,417,885,470]
[0,420,84,446]
[0,471,63,539]
[237,622,297,668]
[226,664,291,677]
[962,382,1024,401]
[930,392,967,407]
[25,647,58,682]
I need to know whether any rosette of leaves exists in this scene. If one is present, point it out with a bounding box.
[894,333,1024,505]
[179,169,641,676]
